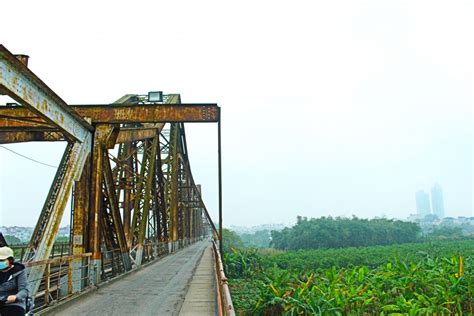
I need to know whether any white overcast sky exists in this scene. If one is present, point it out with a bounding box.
[0,0,472,228]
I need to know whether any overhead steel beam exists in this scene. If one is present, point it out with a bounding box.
[0,131,64,144]
[0,127,160,144]
[0,45,93,142]
[116,128,158,143]
[72,104,219,123]
[0,108,54,130]
[0,104,219,126]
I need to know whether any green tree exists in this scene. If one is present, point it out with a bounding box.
[428,226,464,239]
[222,228,244,252]
[240,230,271,248]
[271,216,421,250]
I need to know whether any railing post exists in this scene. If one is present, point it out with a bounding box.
[86,255,91,287]
[44,263,50,306]
[67,258,73,295]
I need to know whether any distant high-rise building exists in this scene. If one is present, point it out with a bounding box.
[431,183,445,218]
[415,190,431,216]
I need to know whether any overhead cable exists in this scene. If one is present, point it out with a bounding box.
[0,144,58,168]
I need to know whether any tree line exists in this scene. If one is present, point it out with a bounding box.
[271,216,421,250]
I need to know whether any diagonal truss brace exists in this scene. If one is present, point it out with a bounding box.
[0,45,92,142]
[25,134,92,296]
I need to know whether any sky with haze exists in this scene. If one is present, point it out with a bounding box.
[0,0,472,227]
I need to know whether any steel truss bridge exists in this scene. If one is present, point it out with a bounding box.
[0,45,234,315]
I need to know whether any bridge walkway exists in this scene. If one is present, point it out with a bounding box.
[42,241,216,316]
[179,244,216,315]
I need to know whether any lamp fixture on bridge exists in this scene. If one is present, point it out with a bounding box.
[148,91,163,103]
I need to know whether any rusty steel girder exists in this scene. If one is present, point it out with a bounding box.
[115,128,157,143]
[0,112,53,130]
[0,127,156,144]
[0,45,92,142]
[73,104,219,123]
[0,131,64,143]
[0,103,219,128]
[166,123,180,246]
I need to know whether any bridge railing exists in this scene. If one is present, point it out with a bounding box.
[212,240,235,316]
[12,242,71,261]
[19,237,205,313]
[101,248,126,280]
[141,241,170,262]
[24,253,92,311]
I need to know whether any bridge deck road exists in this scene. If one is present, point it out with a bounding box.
[43,241,216,316]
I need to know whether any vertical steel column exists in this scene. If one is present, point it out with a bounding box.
[88,125,114,284]
[71,156,91,292]
[168,124,179,251]
[218,116,223,256]
[122,142,133,246]
[157,131,169,245]
[189,186,194,243]
[151,136,166,255]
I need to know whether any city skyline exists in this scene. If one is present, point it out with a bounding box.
[415,183,446,219]
[416,190,431,217]
[431,183,445,219]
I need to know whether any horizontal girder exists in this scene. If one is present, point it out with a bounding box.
[0,127,160,144]
[0,104,219,130]
[0,131,65,143]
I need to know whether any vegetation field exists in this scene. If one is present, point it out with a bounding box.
[225,239,474,315]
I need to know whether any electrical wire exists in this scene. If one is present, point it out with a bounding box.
[0,144,58,168]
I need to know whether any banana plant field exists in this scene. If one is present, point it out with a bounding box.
[225,239,474,315]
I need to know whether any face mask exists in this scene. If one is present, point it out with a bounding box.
[0,261,9,270]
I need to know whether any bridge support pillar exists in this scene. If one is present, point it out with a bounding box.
[89,259,101,286]
[88,125,110,283]
[72,156,91,292]
[135,244,143,266]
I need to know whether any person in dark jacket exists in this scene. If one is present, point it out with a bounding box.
[0,247,29,316]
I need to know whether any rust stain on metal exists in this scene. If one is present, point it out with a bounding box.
[0,131,63,144]
[42,100,49,112]
[12,75,18,88]
[0,104,219,126]
[22,85,28,100]
[72,104,219,123]
[115,128,157,143]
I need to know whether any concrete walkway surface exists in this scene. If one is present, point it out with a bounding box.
[42,241,216,316]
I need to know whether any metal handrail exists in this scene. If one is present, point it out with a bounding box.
[24,252,92,267]
[24,252,92,310]
[212,241,235,316]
